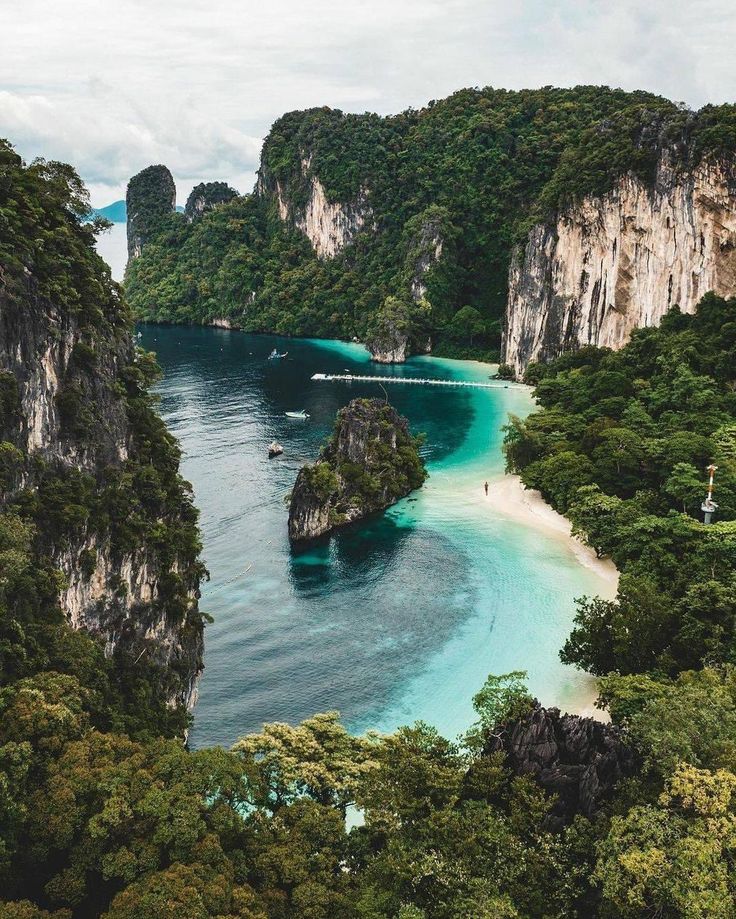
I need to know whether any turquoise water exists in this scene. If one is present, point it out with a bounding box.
[140,326,607,748]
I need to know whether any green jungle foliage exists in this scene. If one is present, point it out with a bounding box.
[504,293,736,677]
[4,141,736,916]
[125,165,175,253]
[125,88,735,358]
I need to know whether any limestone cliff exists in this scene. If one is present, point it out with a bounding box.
[0,273,204,709]
[126,164,177,262]
[503,156,736,376]
[1,146,204,713]
[365,296,432,365]
[407,209,446,302]
[258,155,371,259]
[288,399,426,541]
[365,324,410,364]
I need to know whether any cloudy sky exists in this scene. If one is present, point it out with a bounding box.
[2,0,735,206]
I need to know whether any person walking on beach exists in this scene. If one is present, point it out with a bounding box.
[484,481,488,496]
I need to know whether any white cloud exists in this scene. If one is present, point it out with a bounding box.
[1,0,734,205]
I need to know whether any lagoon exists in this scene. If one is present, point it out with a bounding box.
[139,325,611,748]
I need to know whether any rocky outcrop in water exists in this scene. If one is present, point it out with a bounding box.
[258,154,372,259]
[364,296,432,364]
[185,181,239,221]
[503,155,736,377]
[288,398,427,541]
[126,164,177,262]
[365,319,410,364]
[481,703,637,829]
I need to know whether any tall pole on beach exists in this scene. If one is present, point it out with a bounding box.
[702,464,718,524]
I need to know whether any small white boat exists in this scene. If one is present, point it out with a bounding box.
[268,441,284,458]
[285,410,310,420]
[268,349,289,360]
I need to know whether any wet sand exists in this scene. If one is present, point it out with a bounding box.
[485,474,619,598]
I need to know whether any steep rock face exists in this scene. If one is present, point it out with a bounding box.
[409,213,445,302]
[503,156,736,376]
[483,703,637,829]
[259,156,371,259]
[287,470,334,542]
[364,295,432,365]
[57,537,202,710]
[364,326,431,364]
[0,278,129,467]
[0,262,203,712]
[288,398,426,541]
[126,164,177,262]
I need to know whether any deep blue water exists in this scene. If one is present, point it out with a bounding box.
[140,326,608,748]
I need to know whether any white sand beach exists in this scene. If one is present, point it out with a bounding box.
[485,474,619,598]
[480,473,618,721]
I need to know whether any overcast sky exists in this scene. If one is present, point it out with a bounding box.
[2,0,735,206]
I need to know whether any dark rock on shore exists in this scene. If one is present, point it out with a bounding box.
[480,702,637,829]
[288,398,427,541]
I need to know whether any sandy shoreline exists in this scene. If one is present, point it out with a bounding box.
[482,473,618,722]
[485,474,619,597]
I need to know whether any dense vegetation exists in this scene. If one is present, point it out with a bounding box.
[126,88,735,360]
[505,294,736,676]
[500,294,736,913]
[4,141,736,916]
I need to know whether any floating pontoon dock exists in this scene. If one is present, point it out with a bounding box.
[311,372,515,390]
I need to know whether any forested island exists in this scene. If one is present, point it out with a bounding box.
[2,79,736,917]
[288,398,427,541]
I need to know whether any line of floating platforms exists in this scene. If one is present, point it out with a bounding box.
[311,372,514,390]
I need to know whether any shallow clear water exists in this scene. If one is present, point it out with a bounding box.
[140,325,606,748]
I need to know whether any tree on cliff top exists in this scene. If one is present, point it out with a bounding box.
[184,181,239,220]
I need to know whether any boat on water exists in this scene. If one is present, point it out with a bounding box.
[268,441,284,458]
[285,410,310,420]
[268,349,289,360]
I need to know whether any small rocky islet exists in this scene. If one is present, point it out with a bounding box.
[288,397,427,542]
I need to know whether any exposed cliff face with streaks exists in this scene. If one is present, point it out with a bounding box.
[56,536,202,710]
[503,156,736,376]
[0,144,205,715]
[0,273,204,710]
[258,156,372,259]
[0,275,129,468]
[409,213,445,302]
